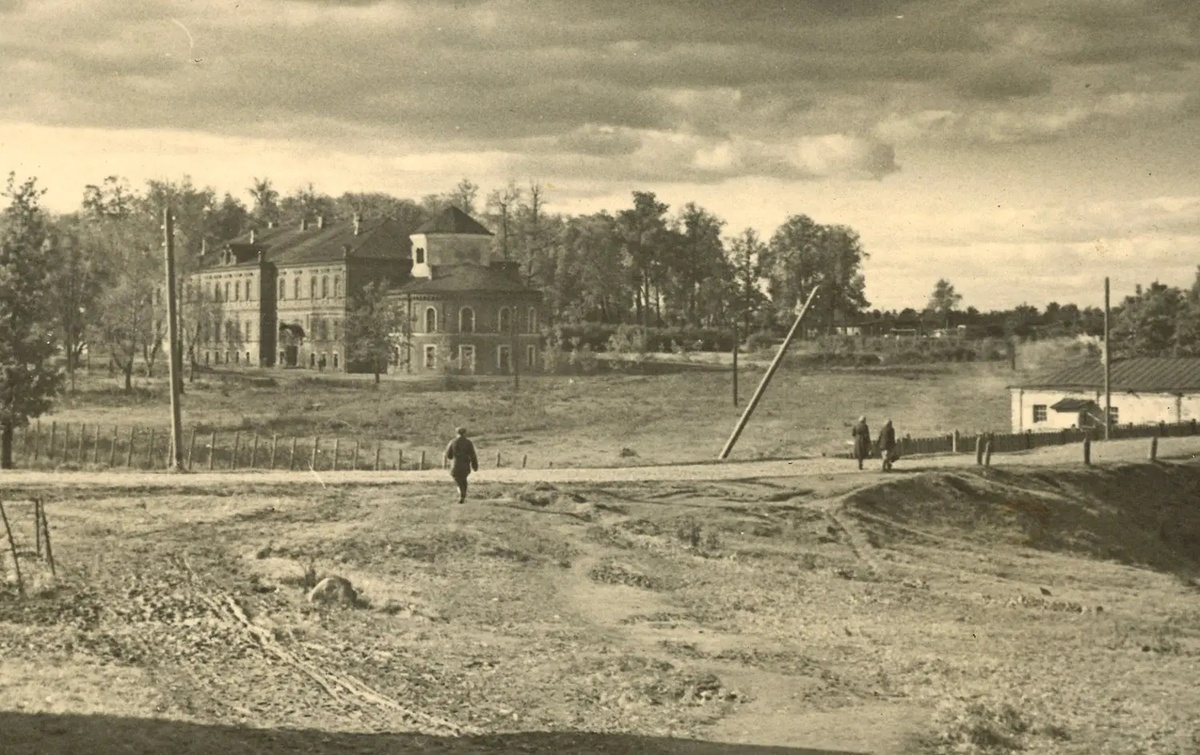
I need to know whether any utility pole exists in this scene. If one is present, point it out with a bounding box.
[731,318,739,406]
[163,207,185,470]
[1104,276,1112,440]
[719,286,819,460]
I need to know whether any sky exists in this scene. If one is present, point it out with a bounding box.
[1,0,1198,311]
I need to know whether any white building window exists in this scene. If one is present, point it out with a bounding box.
[1032,405,1047,423]
[459,307,475,334]
[415,247,425,264]
[423,344,437,369]
[278,277,286,300]
[424,307,437,333]
[293,277,301,299]
[1108,406,1119,425]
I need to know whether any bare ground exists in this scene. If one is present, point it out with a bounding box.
[1,439,1199,754]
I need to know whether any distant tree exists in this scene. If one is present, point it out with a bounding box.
[279,183,337,227]
[1112,282,1184,357]
[1174,267,1200,356]
[925,278,962,327]
[553,211,629,323]
[485,181,523,260]
[617,191,671,326]
[248,177,281,225]
[46,216,105,392]
[344,282,404,383]
[90,210,161,391]
[727,227,768,331]
[448,178,479,216]
[1004,303,1041,339]
[668,203,727,327]
[0,174,63,468]
[82,176,135,219]
[761,215,869,334]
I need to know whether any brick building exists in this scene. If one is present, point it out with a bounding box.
[189,206,542,375]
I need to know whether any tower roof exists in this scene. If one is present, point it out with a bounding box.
[413,206,493,236]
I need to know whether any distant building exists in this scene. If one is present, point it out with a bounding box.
[1008,357,1200,432]
[188,207,542,375]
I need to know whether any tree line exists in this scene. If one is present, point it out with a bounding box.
[3,168,1199,465]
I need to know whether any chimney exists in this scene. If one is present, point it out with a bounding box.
[257,250,263,262]
[318,215,326,230]
[353,212,361,236]
[250,228,257,244]
[300,217,308,231]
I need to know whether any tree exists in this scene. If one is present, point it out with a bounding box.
[727,228,768,331]
[1112,282,1183,357]
[926,278,963,328]
[1174,267,1200,356]
[344,282,404,383]
[553,212,629,323]
[668,203,727,326]
[0,174,62,468]
[248,177,281,226]
[46,216,105,391]
[761,215,869,333]
[617,192,671,326]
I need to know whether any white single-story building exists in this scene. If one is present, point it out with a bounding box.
[1009,357,1200,433]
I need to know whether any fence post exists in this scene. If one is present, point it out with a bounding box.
[91,425,101,465]
[353,440,360,471]
[250,433,260,469]
[975,434,984,465]
[77,423,87,464]
[374,446,381,472]
[1149,436,1158,462]
[40,500,54,578]
[145,429,156,469]
[231,431,240,470]
[33,420,40,462]
[952,430,959,454]
[0,499,25,599]
[420,450,426,470]
[270,434,279,470]
[311,437,320,470]
[1191,419,1197,436]
[109,426,118,467]
[62,424,70,465]
[398,448,404,471]
[209,431,217,470]
[332,438,340,472]
[496,450,502,468]
[984,440,993,467]
[522,454,527,469]
[35,498,42,557]
[289,437,298,471]
[48,421,57,463]
[1083,436,1092,466]
[186,428,196,470]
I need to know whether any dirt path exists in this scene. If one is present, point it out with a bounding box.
[1,436,1196,491]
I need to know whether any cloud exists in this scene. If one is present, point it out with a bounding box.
[954,60,1053,100]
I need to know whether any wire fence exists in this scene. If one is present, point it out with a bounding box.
[844,419,1200,460]
[6,421,539,473]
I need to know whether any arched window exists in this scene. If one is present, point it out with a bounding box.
[425,307,437,333]
[498,307,512,334]
[293,277,300,299]
[333,276,341,298]
[214,320,222,343]
[321,276,329,299]
[310,277,318,299]
[278,277,286,300]
[528,307,539,334]
[233,280,240,301]
[223,282,230,302]
[459,306,475,334]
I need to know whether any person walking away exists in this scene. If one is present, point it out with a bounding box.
[879,419,897,471]
[851,416,871,470]
[445,427,479,504]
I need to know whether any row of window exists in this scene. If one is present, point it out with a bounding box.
[205,279,254,303]
[204,351,254,366]
[1031,405,1119,424]
[420,344,536,371]
[204,320,255,343]
[422,306,538,334]
[280,275,341,301]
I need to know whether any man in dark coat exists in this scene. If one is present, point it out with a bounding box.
[445,426,479,504]
[878,419,897,471]
[851,416,871,470]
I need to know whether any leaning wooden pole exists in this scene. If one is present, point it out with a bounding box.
[163,207,185,470]
[0,499,25,599]
[719,286,820,460]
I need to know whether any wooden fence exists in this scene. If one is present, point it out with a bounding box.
[846,419,1200,460]
[4,421,540,473]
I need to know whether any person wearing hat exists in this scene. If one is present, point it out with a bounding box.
[851,415,871,470]
[878,419,897,471]
[444,426,479,504]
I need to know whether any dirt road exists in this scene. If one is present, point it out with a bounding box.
[1,435,1196,490]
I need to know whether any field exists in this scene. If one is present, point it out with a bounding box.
[2,444,1199,754]
[44,359,1021,469]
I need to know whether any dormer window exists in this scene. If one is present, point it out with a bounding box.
[415,247,425,264]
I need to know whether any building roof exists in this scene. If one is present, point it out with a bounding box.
[413,206,493,236]
[396,264,537,295]
[199,217,413,269]
[1018,357,1200,393]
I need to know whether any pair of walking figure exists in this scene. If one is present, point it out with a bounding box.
[852,416,898,471]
